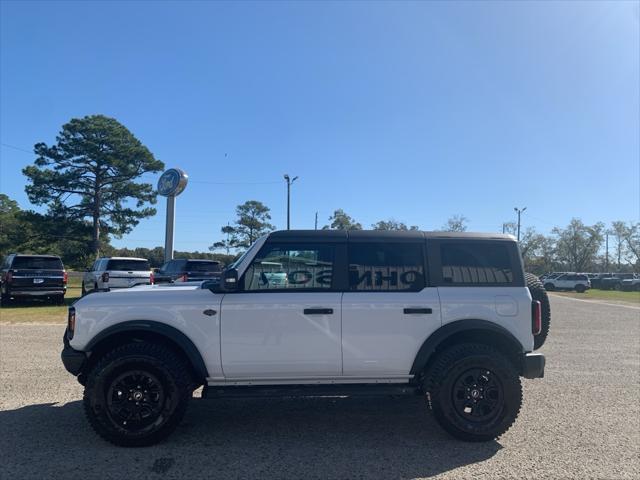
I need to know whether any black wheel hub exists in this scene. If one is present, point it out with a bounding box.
[106,370,165,431]
[452,368,503,422]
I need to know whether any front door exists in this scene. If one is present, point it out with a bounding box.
[341,241,441,376]
[221,241,343,379]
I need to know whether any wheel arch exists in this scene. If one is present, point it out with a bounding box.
[410,319,525,379]
[84,320,208,385]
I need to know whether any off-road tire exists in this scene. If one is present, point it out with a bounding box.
[527,273,551,349]
[575,284,586,293]
[52,295,65,305]
[83,342,191,447]
[423,343,522,442]
[0,292,10,307]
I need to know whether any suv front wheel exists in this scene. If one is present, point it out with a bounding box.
[423,343,522,442]
[83,342,192,447]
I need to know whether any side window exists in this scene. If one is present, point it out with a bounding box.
[440,242,514,285]
[348,243,425,291]
[243,243,335,291]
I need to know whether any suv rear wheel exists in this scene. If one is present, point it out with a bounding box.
[83,342,192,447]
[575,284,586,293]
[423,343,522,442]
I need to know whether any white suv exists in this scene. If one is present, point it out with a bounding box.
[543,273,590,293]
[82,257,153,295]
[62,230,548,446]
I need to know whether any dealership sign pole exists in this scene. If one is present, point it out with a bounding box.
[157,168,189,263]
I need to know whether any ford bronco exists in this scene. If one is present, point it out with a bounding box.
[61,230,549,446]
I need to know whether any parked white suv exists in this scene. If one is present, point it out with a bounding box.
[82,257,153,295]
[62,231,548,446]
[543,273,590,293]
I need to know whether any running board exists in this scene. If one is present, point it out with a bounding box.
[202,383,421,399]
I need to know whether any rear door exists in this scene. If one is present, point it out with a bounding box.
[220,240,345,379]
[341,239,441,377]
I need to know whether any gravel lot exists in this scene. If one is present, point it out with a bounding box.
[1,296,639,479]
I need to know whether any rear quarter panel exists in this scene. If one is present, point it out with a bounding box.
[437,286,534,351]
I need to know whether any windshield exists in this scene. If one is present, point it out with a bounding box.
[12,256,63,270]
[228,239,262,270]
[186,261,221,272]
[106,259,151,271]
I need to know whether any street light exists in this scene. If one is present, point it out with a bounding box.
[514,206,527,242]
[284,174,298,230]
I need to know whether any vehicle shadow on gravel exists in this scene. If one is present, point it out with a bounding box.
[0,397,501,479]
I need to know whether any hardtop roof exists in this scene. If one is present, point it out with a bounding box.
[266,230,516,242]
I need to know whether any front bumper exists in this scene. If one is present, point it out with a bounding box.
[522,352,545,379]
[61,332,86,376]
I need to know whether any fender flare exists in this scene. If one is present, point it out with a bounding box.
[410,319,525,376]
[85,320,208,382]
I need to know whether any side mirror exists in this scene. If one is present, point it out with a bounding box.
[222,268,239,291]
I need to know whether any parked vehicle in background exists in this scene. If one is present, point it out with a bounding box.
[587,273,609,289]
[620,277,640,291]
[62,230,548,446]
[543,273,590,293]
[0,254,67,305]
[153,259,222,284]
[600,273,639,291]
[82,257,153,295]
[539,272,567,281]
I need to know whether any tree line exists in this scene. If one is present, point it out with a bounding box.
[1,114,638,274]
[210,201,639,274]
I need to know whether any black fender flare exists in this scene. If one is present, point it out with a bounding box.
[85,320,209,382]
[410,319,525,376]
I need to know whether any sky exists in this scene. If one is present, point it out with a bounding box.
[1,0,639,251]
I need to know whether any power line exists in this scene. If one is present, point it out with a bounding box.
[1,143,33,154]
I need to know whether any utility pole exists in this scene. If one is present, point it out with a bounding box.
[514,206,527,242]
[605,232,609,271]
[315,212,318,230]
[283,174,298,230]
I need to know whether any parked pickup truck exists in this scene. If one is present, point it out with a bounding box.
[1,254,67,305]
[62,230,549,446]
[600,273,638,291]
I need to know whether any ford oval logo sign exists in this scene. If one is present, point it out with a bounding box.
[157,168,188,197]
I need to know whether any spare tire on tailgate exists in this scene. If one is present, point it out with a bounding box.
[525,273,551,350]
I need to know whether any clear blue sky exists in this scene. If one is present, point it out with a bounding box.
[1,0,638,251]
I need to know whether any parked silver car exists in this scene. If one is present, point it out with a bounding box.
[82,257,153,295]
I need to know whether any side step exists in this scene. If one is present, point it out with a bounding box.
[202,384,421,399]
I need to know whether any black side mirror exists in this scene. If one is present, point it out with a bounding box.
[222,268,239,291]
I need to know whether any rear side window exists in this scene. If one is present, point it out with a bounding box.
[348,243,425,291]
[11,256,63,270]
[440,243,514,285]
[186,261,221,272]
[106,259,151,271]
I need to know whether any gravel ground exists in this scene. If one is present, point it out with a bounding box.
[1,296,638,479]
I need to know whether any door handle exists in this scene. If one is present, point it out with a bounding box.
[203,309,217,316]
[404,307,432,314]
[304,308,333,315]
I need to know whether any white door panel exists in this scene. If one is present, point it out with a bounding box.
[342,289,441,375]
[221,292,342,377]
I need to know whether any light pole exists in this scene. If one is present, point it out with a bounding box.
[514,206,527,242]
[284,174,298,230]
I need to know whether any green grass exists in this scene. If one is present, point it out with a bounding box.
[552,288,640,305]
[0,276,81,324]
